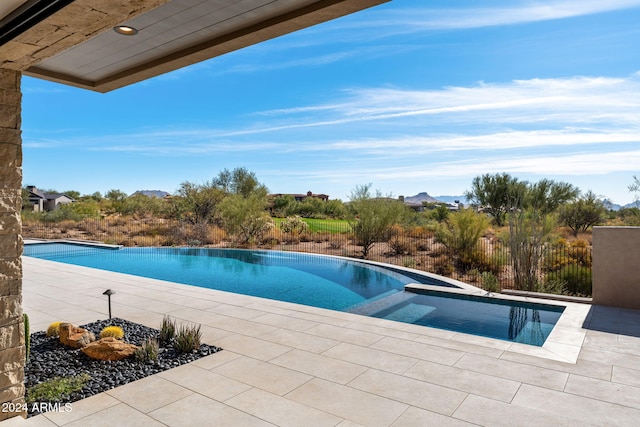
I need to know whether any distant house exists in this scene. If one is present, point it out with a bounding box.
[270,191,329,202]
[25,186,75,212]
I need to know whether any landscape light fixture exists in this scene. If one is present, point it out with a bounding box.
[113,25,138,36]
[103,289,115,319]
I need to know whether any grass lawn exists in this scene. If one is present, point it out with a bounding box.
[273,217,350,233]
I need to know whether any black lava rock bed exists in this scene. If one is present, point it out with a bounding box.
[25,318,221,417]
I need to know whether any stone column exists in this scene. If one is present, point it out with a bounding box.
[0,69,25,420]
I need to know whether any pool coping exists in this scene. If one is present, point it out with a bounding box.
[405,283,588,363]
[22,241,589,363]
[16,256,640,426]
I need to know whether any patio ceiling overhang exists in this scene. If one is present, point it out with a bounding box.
[0,0,388,93]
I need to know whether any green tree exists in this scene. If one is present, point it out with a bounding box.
[324,199,347,219]
[464,173,524,226]
[219,188,273,244]
[63,190,81,200]
[271,195,296,217]
[558,191,606,236]
[348,184,409,258]
[213,167,265,197]
[172,181,224,224]
[429,203,450,223]
[525,179,579,215]
[105,189,128,203]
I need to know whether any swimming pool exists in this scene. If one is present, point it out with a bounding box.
[24,243,564,346]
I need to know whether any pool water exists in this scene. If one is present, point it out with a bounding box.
[24,244,416,311]
[371,290,563,346]
[24,243,565,346]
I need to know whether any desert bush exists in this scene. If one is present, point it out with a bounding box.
[388,225,416,255]
[546,264,592,296]
[537,279,567,295]
[174,323,202,353]
[480,271,499,293]
[314,231,332,243]
[436,208,490,271]
[432,255,454,276]
[407,226,433,238]
[467,268,480,283]
[280,215,309,235]
[327,235,344,249]
[415,238,433,252]
[99,326,124,339]
[543,240,592,273]
[403,258,417,268]
[134,338,160,362]
[389,238,416,256]
[159,315,176,345]
[132,235,164,247]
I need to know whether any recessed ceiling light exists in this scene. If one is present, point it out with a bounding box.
[113,25,138,36]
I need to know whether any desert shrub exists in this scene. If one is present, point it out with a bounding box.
[174,323,202,353]
[546,264,592,296]
[415,238,433,252]
[388,225,416,255]
[159,315,176,345]
[132,235,164,247]
[46,321,63,337]
[480,271,499,293]
[134,338,160,362]
[467,268,480,283]
[407,226,433,238]
[537,279,567,295]
[280,215,309,235]
[314,231,331,243]
[436,208,490,271]
[432,255,454,276]
[543,240,592,273]
[327,236,344,249]
[27,373,91,403]
[428,242,448,257]
[99,326,124,339]
[388,237,416,256]
[403,258,417,268]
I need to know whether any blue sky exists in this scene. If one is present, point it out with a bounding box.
[21,0,640,205]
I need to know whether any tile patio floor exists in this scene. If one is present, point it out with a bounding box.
[4,256,640,426]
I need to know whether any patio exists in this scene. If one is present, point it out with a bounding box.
[3,256,640,426]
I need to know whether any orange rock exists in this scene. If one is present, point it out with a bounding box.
[81,337,138,361]
[58,323,95,348]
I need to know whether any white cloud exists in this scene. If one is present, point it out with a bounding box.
[239,74,640,137]
[333,0,640,33]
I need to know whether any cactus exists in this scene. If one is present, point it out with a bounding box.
[99,325,124,339]
[46,321,63,337]
[24,313,30,363]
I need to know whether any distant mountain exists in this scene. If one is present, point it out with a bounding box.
[404,192,439,204]
[601,199,639,211]
[132,190,170,198]
[404,192,468,205]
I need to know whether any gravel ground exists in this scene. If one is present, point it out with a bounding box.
[25,318,221,417]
